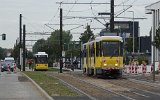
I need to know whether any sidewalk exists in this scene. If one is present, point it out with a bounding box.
[0,71,47,100]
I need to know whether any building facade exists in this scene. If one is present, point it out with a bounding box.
[99,21,140,52]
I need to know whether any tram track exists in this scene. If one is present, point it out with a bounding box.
[105,78,160,99]
[44,70,160,100]
[45,72,141,100]
[45,72,117,100]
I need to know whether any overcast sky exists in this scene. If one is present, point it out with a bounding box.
[0,0,159,49]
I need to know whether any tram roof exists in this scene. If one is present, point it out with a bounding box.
[95,36,123,42]
[83,36,123,46]
[34,52,48,56]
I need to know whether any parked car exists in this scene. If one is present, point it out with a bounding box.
[1,61,8,72]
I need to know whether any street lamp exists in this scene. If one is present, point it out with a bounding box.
[146,9,156,81]
[128,11,135,53]
[145,8,156,81]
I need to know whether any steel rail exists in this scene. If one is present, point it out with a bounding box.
[69,76,136,100]
[107,79,160,97]
[46,74,97,100]
[49,72,136,100]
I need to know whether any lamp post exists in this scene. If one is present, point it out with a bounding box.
[128,11,135,53]
[145,9,156,82]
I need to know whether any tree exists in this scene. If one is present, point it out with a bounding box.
[32,39,47,53]
[32,30,73,64]
[79,25,94,43]
[0,47,5,59]
[124,38,133,52]
[27,51,33,59]
[124,37,138,53]
[47,30,72,60]
[11,45,19,62]
[152,26,160,49]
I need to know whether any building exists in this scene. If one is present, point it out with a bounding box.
[99,21,140,52]
[99,21,152,55]
[140,36,151,53]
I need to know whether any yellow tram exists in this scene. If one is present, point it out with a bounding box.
[82,36,124,77]
[34,52,48,71]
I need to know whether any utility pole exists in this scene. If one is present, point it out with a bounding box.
[152,10,156,82]
[98,0,114,32]
[19,14,22,71]
[60,8,63,73]
[110,0,114,32]
[23,24,26,71]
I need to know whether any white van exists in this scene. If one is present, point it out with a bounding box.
[2,57,15,72]
[4,57,14,61]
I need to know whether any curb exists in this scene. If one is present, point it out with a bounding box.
[21,72,54,100]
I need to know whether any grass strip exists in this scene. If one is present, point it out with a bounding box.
[23,71,79,96]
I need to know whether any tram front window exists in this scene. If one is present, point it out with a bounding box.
[102,41,120,56]
[36,56,47,64]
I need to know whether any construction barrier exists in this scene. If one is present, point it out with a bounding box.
[14,63,16,73]
[142,64,146,74]
[7,64,11,74]
[158,64,160,74]
[123,63,159,75]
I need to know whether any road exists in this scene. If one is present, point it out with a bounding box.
[0,71,47,100]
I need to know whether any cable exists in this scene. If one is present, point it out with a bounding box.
[47,7,60,24]
[22,16,42,33]
[65,0,79,16]
[63,8,92,13]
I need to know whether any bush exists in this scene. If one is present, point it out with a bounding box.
[137,55,148,65]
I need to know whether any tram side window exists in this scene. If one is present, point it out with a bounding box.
[83,45,87,57]
[90,44,95,57]
[96,42,100,56]
[89,45,91,57]
[100,41,102,57]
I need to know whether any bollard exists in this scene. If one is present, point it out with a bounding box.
[142,64,146,74]
[7,64,11,74]
[129,66,131,74]
[158,63,160,74]
[135,65,138,74]
[132,65,134,74]
[14,63,16,73]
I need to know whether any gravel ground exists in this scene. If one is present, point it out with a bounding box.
[45,72,128,100]
[44,71,160,100]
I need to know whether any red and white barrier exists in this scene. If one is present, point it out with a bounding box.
[123,63,155,75]
[158,64,160,74]
[14,63,16,73]
[142,64,147,74]
[7,64,11,74]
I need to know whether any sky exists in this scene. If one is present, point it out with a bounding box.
[0,0,159,49]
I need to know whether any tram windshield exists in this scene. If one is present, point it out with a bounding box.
[102,41,122,56]
[35,55,48,64]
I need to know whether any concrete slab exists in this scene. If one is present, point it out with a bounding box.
[0,72,47,100]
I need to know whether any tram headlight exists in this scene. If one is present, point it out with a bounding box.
[115,63,118,66]
[103,63,107,66]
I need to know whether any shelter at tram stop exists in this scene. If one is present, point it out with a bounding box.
[145,1,160,66]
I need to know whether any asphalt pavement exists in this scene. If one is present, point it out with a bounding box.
[0,71,48,100]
